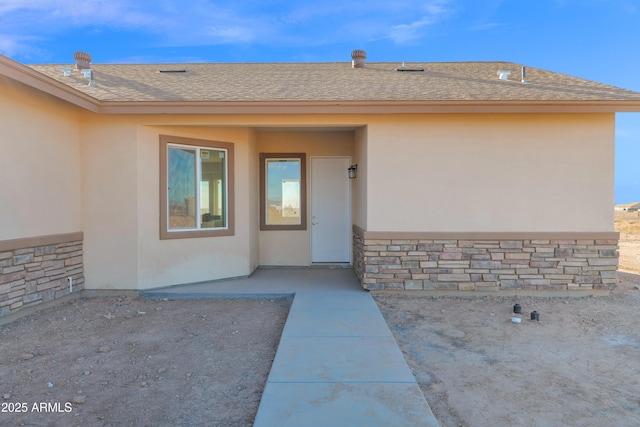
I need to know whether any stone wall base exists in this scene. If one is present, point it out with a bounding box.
[0,233,84,318]
[353,228,618,292]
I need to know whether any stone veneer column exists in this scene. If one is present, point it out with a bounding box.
[0,233,84,318]
[352,227,618,292]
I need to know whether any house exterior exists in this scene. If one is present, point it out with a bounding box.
[2,51,640,318]
[615,202,640,212]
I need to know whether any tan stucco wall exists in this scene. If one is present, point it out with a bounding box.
[257,130,354,266]
[0,77,82,240]
[366,114,615,232]
[247,129,260,273]
[352,126,368,229]
[80,116,139,289]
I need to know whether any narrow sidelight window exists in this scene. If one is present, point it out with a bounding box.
[260,153,307,231]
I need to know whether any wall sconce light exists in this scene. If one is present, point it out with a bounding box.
[348,164,358,179]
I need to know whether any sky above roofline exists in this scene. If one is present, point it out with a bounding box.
[1,0,639,203]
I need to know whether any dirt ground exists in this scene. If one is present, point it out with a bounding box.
[619,240,640,274]
[375,271,640,427]
[616,210,640,274]
[0,296,290,427]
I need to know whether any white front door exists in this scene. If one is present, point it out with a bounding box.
[311,157,351,263]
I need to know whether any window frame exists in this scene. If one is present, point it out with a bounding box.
[160,135,234,240]
[260,153,307,231]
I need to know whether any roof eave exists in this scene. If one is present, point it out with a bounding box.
[95,99,640,115]
[0,55,100,113]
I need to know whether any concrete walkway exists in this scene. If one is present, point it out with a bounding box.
[141,268,438,427]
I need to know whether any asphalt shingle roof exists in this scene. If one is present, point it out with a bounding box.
[28,61,640,103]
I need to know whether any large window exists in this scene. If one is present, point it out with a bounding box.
[160,135,234,239]
[260,153,306,231]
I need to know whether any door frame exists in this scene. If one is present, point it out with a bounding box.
[309,156,352,264]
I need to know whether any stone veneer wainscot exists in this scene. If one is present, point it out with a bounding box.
[353,226,618,292]
[0,233,84,317]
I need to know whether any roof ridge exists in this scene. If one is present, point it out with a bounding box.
[30,60,521,66]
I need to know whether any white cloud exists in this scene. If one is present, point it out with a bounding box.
[389,17,438,44]
[386,0,455,44]
[0,0,50,14]
[0,33,49,59]
[0,0,460,60]
[205,25,257,44]
[0,0,167,31]
[0,34,22,57]
[469,22,503,31]
[0,1,166,59]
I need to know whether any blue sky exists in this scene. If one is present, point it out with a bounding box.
[1,0,638,203]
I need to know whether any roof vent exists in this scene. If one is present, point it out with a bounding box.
[497,70,511,80]
[74,51,92,70]
[521,66,528,84]
[395,62,424,72]
[351,50,366,68]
